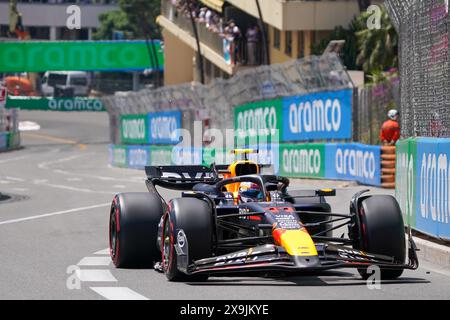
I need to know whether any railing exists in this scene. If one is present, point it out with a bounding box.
[161,0,226,60]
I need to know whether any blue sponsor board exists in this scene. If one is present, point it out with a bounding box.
[282,89,352,142]
[127,145,151,169]
[415,138,450,238]
[0,132,7,151]
[171,146,203,165]
[248,144,280,174]
[148,111,182,145]
[325,143,381,186]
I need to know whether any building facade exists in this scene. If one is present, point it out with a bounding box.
[158,0,376,86]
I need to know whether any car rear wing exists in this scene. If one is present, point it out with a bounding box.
[145,165,220,190]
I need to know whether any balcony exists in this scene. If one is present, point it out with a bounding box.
[160,0,240,75]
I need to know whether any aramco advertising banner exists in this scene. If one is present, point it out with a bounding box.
[396,138,450,240]
[325,143,381,186]
[6,96,105,111]
[147,111,182,145]
[279,143,325,178]
[120,111,182,145]
[234,89,352,143]
[0,40,163,72]
[282,89,352,141]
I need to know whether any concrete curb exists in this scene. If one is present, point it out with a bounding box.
[414,236,450,269]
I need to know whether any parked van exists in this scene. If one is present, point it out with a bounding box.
[41,71,90,97]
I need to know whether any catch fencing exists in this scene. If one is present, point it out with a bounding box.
[385,0,449,138]
[100,53,354,145]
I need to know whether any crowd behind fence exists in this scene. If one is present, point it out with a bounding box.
[101,53,354,145]
[385,0,449,138]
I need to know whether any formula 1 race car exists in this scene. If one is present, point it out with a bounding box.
[109,164,419,281]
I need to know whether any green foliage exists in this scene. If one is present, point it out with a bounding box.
[311,5,398,82]
[355,7,398,75]
[93,0,161,40]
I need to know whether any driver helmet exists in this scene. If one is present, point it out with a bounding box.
[239,182,263,203]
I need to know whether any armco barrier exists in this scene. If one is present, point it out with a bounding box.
[110,142,383,187]
[396,138,450,240]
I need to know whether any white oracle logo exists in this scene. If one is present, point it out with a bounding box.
[282,148,321,175]
[419,152,449,223]
[335,148,376,179]
[288,98,341,134]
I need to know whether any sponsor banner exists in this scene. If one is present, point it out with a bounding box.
[279,143,325,178]
[234,99,282,141]
[415,138,450,238]
[172,147,203,165]
[0,40,163,72]
[282,89,352,141]
[127,146,151,169]
[110,145,127,167]
[148,111,182,144]
[150,145,174,166]
[248,144,280,174]
[6,96,105,112]
[396,138,416,227]
[120,114,148,144]
[325,143,381,186]
[0,132,7,150]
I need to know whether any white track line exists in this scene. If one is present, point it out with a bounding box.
[90,287,149,300]
[0,203,110,226]
[77,257,111,266]
[94,248,110,255]
[76,270,117,282]
[0,156,27,164]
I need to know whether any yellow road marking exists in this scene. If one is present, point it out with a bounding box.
[21,132,86,150]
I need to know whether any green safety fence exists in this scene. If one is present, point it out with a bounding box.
[6,96,105,112]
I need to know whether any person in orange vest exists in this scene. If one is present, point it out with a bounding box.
[380,109,400,145]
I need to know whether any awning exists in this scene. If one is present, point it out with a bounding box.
[199,0,224,13]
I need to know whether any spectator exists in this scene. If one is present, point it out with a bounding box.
[246,25,260,65]
[380,109,400,145]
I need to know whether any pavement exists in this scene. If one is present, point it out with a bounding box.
[0,110,450,300]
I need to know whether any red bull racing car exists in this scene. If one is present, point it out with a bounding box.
[109,163,418,281]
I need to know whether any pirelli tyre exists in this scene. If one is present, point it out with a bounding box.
[109,193,163,268]
[354,195,406,279]
[162,198,212,281]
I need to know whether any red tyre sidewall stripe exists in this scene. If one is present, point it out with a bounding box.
[110,197,121,266]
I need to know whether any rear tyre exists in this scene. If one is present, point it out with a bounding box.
[162,198,212,282]
[110,192,163,268]
[354,195,405,279]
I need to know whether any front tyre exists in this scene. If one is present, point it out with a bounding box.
[110,192,163,268]
[354,195,405,280]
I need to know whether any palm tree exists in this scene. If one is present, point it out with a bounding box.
[356,7,398,74]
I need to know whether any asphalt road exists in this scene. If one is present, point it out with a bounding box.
[0,111,450,300]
